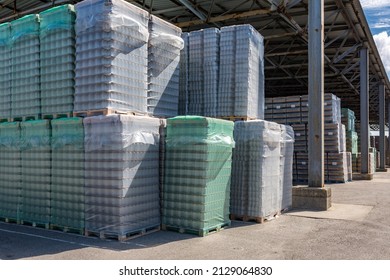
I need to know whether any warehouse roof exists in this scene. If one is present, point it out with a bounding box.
[0,0,389,124]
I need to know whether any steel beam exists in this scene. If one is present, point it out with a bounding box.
[360,47,370,174]
[308,0,324,187]
[379,83,386,169]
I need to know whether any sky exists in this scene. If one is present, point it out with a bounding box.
[361,0,390,78]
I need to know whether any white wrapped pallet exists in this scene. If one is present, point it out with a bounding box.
[83,114,160,240]
[218,25,264,119]
[148,15,183,117]
[75,0,149,113]
[231,120,281,219]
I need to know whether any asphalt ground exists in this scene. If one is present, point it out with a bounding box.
[0,170,389,260]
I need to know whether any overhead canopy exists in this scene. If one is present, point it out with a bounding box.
[1,0,389,124]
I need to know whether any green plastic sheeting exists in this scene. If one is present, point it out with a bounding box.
[11,15,41,118]
[0,23,11,119]
[20,120,51,225]
[162,116,234,234]
[40,5,76,115]
[51,117,84,230]
[0,122,21,220]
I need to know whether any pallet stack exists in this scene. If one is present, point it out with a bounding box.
[11,15,41,119]
[179,25,264,119]
[162,116,234,236]
[147,15,182,117]
[50,117,84,233]
[20,120,51,227]
[230,120,293,222]
[40,5,76,117]
[0,23,11,120]
[83,115,161,240]
[74,0,149,114]
[265,93,351,184]
[178,32,189,115]
[187,28,220,116]
[0,122,21,221]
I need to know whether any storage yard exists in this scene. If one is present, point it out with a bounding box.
[0,0,389,261]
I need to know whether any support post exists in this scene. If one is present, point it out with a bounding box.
[388,100,390,165]
[378,83,386,171]
[360,48,370,175]
[308,0,324,188]
[293,0,331,211]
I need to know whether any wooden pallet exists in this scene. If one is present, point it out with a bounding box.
[0,217,18,224]
[19,220,49,229]
[219,116,256,122]
[85,225,160,242]
[0,118,12,123]
[11,115,41,122]
[161,222,230,237]
[42,112,73,120]
[230,212,280,224]
[73,109,146,118]
[49,224,84,235]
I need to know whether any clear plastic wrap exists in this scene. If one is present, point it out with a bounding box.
[147,15,183,117]
[83,114,161,236]
[231,120,281,218]
[280,124,294,211]
[75,0,149,42]
[75,0,149,113]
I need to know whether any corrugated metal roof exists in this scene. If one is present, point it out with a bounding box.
[0,0,388,124]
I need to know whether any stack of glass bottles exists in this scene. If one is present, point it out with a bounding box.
[51,117,84,231]
[20,120,51,226]
[83,114,160,238]
[218,25,264,119]
[0,122,21,221]
[187,28,220,116]
[147,15,182,117]
[74,0,149,113]
[0,23,11,120]
[40,5,76,115]
[162,116,234,236]
[231,120,281,218]
[11,15,41,118]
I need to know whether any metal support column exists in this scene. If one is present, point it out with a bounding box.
[379,83,386,170]
[308,0,324,187]
[360,48,369,174]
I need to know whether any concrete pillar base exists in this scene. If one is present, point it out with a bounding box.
[352,173,374,180]
[292,186,331,211]
[376,168,387,172]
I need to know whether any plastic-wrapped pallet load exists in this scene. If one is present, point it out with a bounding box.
[11,15,41,119]
[0,122,21,221]
[0,23,11,120]
[20,120,51,227]
[280,124,294,211]
[40,5,76,116]
[341,108,355,132]
[83,114,160,240]
[50,118,84,232]
[230,120,281,220]
[162,116,234,236]
[218,25,264,119]
[148,15,183,117]
[75,0,149,113]
[187,28,220,116]
[178,32,189,115]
